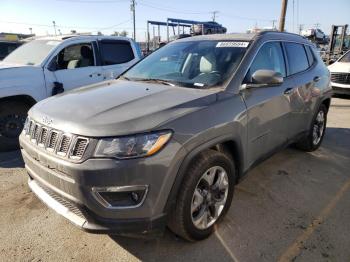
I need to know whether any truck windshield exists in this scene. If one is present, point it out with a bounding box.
[2,40,60,66]
[339,51,350,62]
[124,40,248,88]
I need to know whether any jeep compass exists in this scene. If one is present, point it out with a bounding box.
[20,32,332,241]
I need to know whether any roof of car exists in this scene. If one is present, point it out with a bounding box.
[176,31,310,44]
[28,35,133,42]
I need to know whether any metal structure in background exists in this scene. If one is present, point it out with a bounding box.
[327,24,349,64]
[146,20,191,52]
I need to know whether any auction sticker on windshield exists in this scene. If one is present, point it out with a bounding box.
[216,42,249,48]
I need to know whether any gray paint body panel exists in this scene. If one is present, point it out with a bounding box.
[20,32,332,234]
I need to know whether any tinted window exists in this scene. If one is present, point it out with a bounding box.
[285,42,309,75]
[100,41,134,65]
[247,41,286,81]
[304,45,315,66]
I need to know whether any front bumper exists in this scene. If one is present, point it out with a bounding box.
[331,82,350,95]
[20,132,185,235]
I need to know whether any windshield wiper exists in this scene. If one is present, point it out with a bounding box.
[134,78,176,86]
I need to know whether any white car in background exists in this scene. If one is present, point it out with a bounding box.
[0,35,142,151]
[328,50,350,96]
[301,28,326,42]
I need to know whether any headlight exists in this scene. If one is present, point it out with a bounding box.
[94,130,172,159]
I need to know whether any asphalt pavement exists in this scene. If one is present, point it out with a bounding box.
[0,98,349,262]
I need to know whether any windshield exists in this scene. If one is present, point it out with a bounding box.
[124,40,248,88]
[339,51,350,62]
[3,40,61,65]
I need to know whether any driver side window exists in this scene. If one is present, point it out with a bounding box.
[245,42,286,82]
[56,43,95,70]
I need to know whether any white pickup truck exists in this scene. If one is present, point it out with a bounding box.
[0,35,142,151]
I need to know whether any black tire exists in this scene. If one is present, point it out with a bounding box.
[296,104,328,152]
[0,101,30,152]
[168,149,236,241]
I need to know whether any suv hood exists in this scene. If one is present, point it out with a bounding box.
[30,80,220,137]
[328,61,350,73]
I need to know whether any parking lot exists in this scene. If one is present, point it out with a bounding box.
[0,97,349,262]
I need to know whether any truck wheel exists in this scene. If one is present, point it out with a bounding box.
[0,101,30,152]
[168,149,236,241]
[296,104,327,152]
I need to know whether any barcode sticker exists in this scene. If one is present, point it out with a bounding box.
[216,42,249,48]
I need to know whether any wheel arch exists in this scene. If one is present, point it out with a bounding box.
[321,97,331,112]
[164,136,244,215]
[0,95,37,108]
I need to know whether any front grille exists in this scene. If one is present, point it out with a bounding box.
[331,73,350,84]
[47,131,59,151]
[23,117,89,160]
[57,135,71,156]
[70,138,89,159]
[38,128,48,147]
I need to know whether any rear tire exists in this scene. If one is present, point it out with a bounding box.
[0,101,30,152]
[168,149,236,241]
[296,104,327,152]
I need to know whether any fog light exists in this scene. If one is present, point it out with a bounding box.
[92,185,148,209]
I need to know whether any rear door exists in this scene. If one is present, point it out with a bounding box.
[242,41,294,166]
[98,39,138,80]
[283,42,317,139]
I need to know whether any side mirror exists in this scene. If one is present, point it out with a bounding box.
[251,69,283,86]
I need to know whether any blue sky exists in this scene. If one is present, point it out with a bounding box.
[1,0,349,41]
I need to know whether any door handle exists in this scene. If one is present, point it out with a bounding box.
[313,76,320,82]
[89,72,102,77]
[284,87,293,95]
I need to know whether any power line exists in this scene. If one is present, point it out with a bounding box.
[137,1,210,14]
[0,19,131,31]
[56,0,128,3]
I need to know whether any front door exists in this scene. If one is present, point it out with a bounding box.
[44,42,103,95]
[242,41,293,166]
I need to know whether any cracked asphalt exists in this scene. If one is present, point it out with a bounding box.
[0,97,349,262]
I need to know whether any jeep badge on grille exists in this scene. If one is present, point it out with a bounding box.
[42,116,53,126]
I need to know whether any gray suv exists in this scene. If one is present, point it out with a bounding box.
[20,31,332,241]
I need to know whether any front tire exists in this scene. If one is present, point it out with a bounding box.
[296,104,327,152]
[0,101,30,152]
[168,149,236,241]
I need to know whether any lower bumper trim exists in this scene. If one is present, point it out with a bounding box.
[28,179,87,227]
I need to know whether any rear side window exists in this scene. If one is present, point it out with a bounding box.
[304,45,315,66]
[247,41,286,81]
[100,40,134,65]
[284,42,309,75]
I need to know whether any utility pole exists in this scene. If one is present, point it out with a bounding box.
[211,11,219,22]
[29,27,32,35]
[52,21,57,36]
[298,24,304,34]
[271,19,277,29]
[278,0,288,32]
[130,0,136,41]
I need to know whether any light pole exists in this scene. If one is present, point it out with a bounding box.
[130,0,136,41]
[52,21,57,36]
